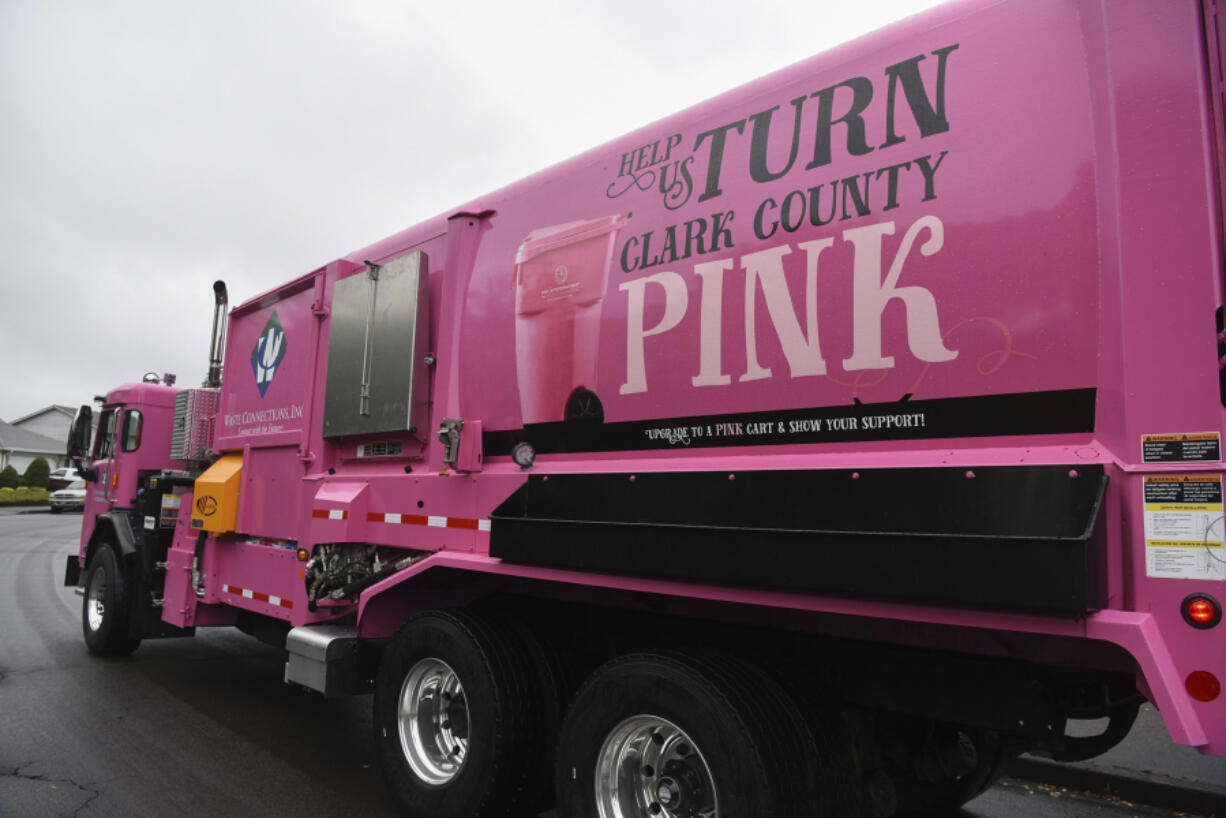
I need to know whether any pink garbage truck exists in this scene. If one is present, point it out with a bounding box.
[63,0,1226,815]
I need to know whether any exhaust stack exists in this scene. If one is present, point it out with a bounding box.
[205,280,228,388]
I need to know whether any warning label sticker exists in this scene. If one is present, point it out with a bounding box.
[1142,433,1221,463]
[1144,475,1225,581]
[160,492,183,529]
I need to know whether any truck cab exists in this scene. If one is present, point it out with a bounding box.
[66,379,193,652]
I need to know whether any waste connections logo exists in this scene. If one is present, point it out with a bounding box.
[251,311,288,397]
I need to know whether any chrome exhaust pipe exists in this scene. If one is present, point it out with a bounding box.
[205,280,228,388]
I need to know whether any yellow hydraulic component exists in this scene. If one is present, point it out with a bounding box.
[191,453,242,533]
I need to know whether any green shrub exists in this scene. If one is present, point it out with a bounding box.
[0,486,50,506]
[0,466,18,489]
[21,457,50,489]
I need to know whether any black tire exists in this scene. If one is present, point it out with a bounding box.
[373,609,558,818]
[81,543,141,656]
[555,651,826,818]
[896,727,1007,817]
[50,507,62,514]
[781,682,862,816]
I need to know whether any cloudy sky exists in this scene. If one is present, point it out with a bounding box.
[1,0,944,423]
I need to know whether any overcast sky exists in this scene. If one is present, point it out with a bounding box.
[1,0,945,423]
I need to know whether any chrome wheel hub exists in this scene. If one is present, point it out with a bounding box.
[397,658,469,785]
[86,567,106,632]
[595,715,717,818]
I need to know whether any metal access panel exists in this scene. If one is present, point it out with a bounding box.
[323,252,430,438]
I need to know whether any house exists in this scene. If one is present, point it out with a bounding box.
[0,404,91,473]
[9,405,77,443]
[0,420,66,473]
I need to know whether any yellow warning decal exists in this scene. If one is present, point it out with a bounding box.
[1143,474,1225,581]
[1142,432,1221,463]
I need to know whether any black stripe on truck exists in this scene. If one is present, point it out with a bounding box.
[484,387,1096,456]
[489,464,1107,615]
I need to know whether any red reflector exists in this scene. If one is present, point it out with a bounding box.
[1186,671,1221,703]
[1181,593,1222,629]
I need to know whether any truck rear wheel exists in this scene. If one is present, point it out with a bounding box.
[554,651,829,818]
[895,726,1006,817]
[373,609,558,818]
[82,543,141,656]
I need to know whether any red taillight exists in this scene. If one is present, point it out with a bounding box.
[1188,599,1216,624]
[1186,671,1222,702]
[1182,593,1222,629]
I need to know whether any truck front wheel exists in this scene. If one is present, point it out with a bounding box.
[81,543,141,656]
[555,651,829,818]
[373,609,557,818]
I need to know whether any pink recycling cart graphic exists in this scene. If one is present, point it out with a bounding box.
[514,214,627,424]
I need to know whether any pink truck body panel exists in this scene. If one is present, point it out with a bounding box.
[77,0,1226,765]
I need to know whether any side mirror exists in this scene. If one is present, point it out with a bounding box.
[67,405,97,482]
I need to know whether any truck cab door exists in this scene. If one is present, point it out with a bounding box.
[91,408,120,508]
[86,405,145,513]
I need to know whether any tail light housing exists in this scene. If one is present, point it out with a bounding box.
[1182,593,1222,629]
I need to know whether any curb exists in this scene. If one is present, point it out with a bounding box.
[1004,757,1224,817]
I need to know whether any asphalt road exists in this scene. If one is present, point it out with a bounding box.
[0,511,1214,817]
[0,510,396,818]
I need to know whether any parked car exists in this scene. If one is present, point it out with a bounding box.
[48,467,82,490]
[50,480,87,513]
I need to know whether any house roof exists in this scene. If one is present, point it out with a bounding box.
[0,420,65,455]
[10,405,77,425]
